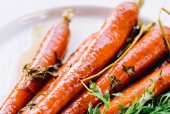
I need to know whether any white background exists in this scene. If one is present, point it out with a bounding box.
[0,0,170,27]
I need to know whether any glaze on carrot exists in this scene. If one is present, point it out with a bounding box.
[99,64,170,114]
[0,19,70,114]
[61,26,170,114]
[20,32,97,113]
[25,1,139,114]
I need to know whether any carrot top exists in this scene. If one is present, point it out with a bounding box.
[23,62,61,80]
[62,9,74,22]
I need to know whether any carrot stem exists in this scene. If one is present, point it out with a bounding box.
[162,8,170,15]
[158,8,170,52]
[62,9,74,22]
[80,80,93,92]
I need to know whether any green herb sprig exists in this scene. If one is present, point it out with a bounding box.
[88,102,101,114]
[117,88,170,114]
[147,90,170,114]
[114,79,155,114]
[88,81,110,110]
[81,81,110,114]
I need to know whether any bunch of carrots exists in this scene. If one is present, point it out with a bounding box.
[1,1,170,114]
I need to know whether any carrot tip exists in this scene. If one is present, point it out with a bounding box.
[62,8,74,22]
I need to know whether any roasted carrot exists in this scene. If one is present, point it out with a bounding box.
[25,1,139,114]
[0,17,70,114]
[20,32,97,113]
[99,64,170,114]
[61,26,170,114]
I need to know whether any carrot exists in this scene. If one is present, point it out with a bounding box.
[0,15,70,114]
[25,1,139,114]
[20,32,97,113]
[100,64,170,114]
[60,26,170,114]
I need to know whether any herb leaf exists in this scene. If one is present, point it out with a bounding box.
[88,102,93,114]
[23,62,61,80]
[118,104,126,114]
[122,65,135,77]
[112,93,125,97]
[117,79,155,114]
[88,102,101,114]
[88,81,110,110]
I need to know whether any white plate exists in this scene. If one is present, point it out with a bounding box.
[0,6,150,104]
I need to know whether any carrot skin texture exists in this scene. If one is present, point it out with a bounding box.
[100,64,170,114]
[0,20,70,114]
[61,26,170,114]
[21,32,97,113]
[27,1,139,114]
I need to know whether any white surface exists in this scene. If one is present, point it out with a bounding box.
[0,0,170,27]
[0,0,170,104]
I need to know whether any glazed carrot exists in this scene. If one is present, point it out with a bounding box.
[0,17,70,114]
[100,64,170,114]
[26,1,139,114]
[61,26,170,114]
[20,32,97,113]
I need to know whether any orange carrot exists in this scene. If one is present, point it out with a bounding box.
[61,26,170,114]
[100,64,170,114]
[20,32,97,113]
[0,17,70,114]
[26,1,139,114]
